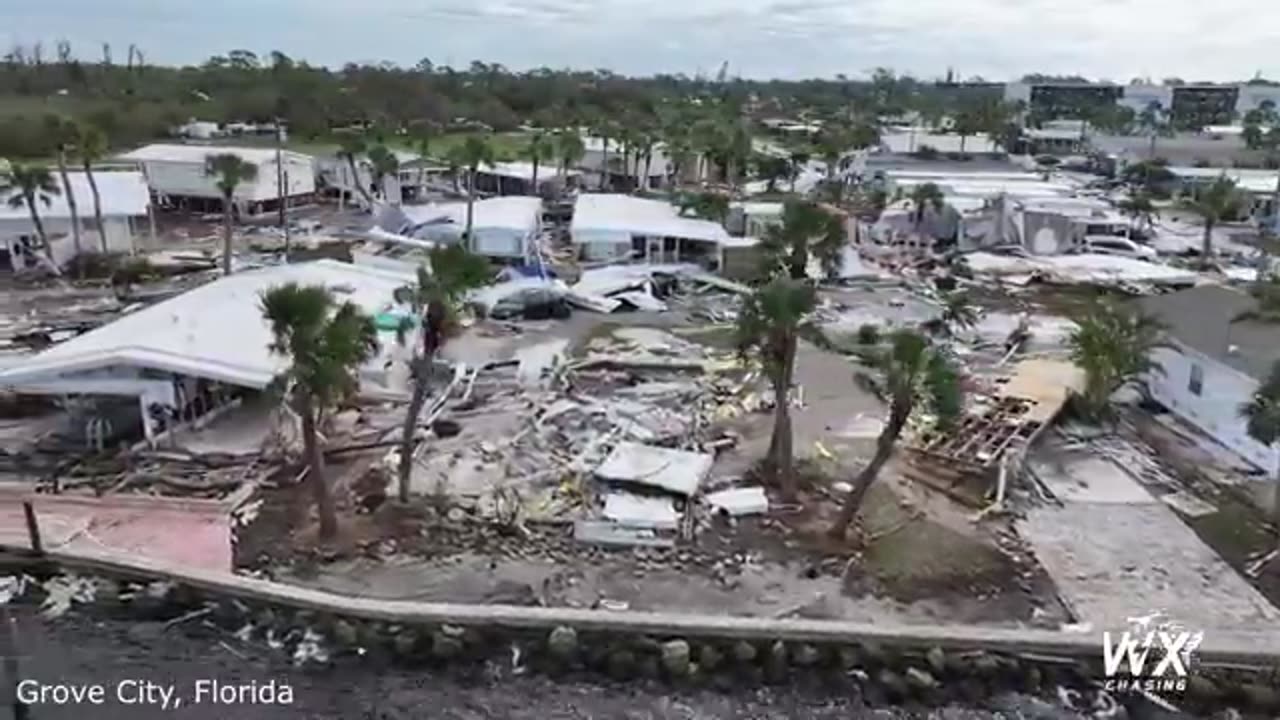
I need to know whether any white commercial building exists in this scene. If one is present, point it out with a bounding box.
[0,170,150,271]
[118,143,316,216]
[570,193,731,263]
[0,260,417,444]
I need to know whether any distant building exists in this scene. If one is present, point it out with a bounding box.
[1006,81,1280,127]
[118,144,316,216]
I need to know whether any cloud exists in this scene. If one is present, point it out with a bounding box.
[2,0,1277,80]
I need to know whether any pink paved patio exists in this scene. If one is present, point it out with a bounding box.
[0,485,233,571]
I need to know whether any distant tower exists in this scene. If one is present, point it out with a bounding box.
[946,67,955,84]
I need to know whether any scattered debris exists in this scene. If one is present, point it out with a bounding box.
[595,442,714,497]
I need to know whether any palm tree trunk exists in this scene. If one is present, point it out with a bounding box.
[773,345,797,501]
[84,161,108,253]
[1201,220,1215,269]
[299,394,337,541]
[24,192,58,271]
[599,137,609,191]
[465,168,477,252]
[346,156,375,208]
[221,192,234,276]
[829,408,909,540]
[398,357,431,503]
[56,150,83,271]
[1272,173,1280,236]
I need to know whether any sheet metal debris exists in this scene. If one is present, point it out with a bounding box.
[704,486,768,517]
[573,520,675,548]
[602,492,680,529]
[595,442,714,497]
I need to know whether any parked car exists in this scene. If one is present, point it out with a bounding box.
[1075,236,1158,261]
[489,287,572,321]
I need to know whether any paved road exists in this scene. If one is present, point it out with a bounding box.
[0,610,1113,720]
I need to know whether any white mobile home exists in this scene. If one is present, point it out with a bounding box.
[118,144,316,216]
[570,193,731,264]
[0,170,150,271]
[0,260,416,445]
[378,197,542,259]
[1139,287,1280,491]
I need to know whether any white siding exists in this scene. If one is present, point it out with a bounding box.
[1147,343,1280,476]
[1,215,140,269]
[140,156,315,203]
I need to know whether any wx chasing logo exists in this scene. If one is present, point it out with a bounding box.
[1101,612,1204,694]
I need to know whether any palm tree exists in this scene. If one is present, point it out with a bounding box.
[412,124,439,197]
[754,155,791,194]
[395,245,492,502]
[261,283,380,541]
[366,145,399,202]
[337,134,375,208]
[829,330,961,540]
[455,135,495,249]
[1067,299,1168,420]
[1182,176,1244,268]
[1240,360,1280,537]
[664,135,694,189]
[555,131,585,182]
[76,124,110,254]
[787,150,811,193]
[45,115,84,268]
[635,132,658,194]
[1,162,61,270]
[909,182,946,234]
[924,292,979,336]
[758,200,845,280]
[523,131,553,195]
[725,121,752,193]
[1242,102,1280,236]
[736,278,817,501]
[592,119,614,190]
[1117,190,1156,239]
[204,153,258,276]
[677,191,730,225]
[1138,101,1171,159]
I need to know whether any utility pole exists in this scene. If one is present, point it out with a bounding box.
[275,119,291,258]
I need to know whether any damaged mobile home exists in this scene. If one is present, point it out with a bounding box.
[0,260,417,446]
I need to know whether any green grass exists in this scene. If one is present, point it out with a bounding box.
[424,131,533,161]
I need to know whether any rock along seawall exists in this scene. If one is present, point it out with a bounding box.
[3,544,1279,715]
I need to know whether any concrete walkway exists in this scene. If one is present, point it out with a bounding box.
[0,484,233,571]
[1017,447,1280,631]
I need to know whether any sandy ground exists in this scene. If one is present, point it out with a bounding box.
[1,607,1103,720]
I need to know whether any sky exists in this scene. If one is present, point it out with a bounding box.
[5,0,1279,82]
